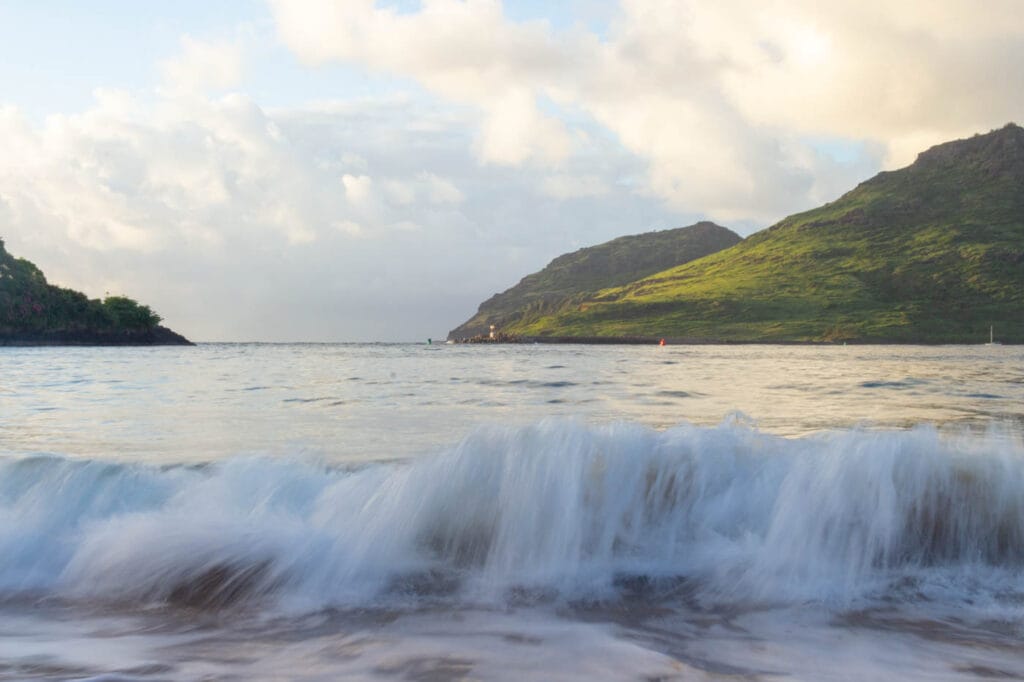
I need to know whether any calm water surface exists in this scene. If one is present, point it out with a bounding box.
[0,343,1022,681]
[2,343,1021,462]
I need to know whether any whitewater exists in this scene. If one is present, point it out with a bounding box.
[1,343,1022,680]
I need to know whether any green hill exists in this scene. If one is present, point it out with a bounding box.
[508,124,1024,343]
[448,221,741,339]
[0,238,190,345]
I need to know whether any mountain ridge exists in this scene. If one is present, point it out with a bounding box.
[489,124,1024,343]
[448,221,741,339]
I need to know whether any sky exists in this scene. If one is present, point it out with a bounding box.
[0,1,1021,341]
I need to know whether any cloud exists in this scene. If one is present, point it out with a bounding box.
[269,0,577,167]
[420,172,464,205]
[342,174,374,204]
[541,174,608,199]
[159,35,245,94]
[269,0,1024,222]
[692,0,1024,165]
[334,219,364,237]
[0,81,684,341]
[384,173,464,206]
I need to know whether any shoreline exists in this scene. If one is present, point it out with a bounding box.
[450,335,1019,346]
[0,325,193,347]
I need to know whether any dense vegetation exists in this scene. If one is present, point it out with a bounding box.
[448,222,741,339]
[0,238,182,344]
[503,124,1024,343]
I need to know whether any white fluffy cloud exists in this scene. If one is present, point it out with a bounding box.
[270,0,1024,220]
[0,90,336,253]
[542,174,608,199]
[271,0,578,166]
[159,35,246,94]
[342,174,374,204]
[0,73,681,340]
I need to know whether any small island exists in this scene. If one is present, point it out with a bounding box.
[0,238,191,346]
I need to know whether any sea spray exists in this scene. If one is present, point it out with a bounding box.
[1,419,1023,611]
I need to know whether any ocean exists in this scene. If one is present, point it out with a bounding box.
[1,343,1022,681]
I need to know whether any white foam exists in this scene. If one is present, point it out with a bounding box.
[2,418,1023,610]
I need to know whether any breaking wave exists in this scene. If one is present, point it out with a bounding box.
[2,418,1023,612]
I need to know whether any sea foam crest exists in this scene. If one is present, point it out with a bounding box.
[1,419,1022,610]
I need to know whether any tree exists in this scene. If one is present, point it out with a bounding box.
[102,296,162,329]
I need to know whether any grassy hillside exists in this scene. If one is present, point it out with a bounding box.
[448,222,740,339]
[0,238,189,344]
[510,124,1024,343]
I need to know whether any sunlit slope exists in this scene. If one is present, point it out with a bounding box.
[514,124,1024,342]
[448,221,740,339]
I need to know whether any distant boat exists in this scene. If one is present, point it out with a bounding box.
[985,325,1001,346]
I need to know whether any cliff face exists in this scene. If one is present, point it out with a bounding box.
[0,239,191,345]
[509,124,1024,343]
[448,222,741,339]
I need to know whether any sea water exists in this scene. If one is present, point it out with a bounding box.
[0,343,1022,680]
